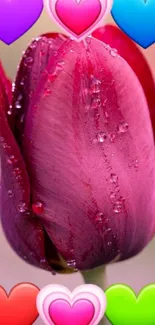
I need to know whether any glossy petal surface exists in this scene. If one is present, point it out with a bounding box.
[93,25,155,137]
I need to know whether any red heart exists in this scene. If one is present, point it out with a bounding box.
[0,283,39,325]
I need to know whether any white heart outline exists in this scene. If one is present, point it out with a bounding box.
[37,284,107,325]
[44,0,113,41]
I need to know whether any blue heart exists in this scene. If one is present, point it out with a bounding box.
[111,0,155,48]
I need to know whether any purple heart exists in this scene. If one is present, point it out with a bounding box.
[0,0,44,45]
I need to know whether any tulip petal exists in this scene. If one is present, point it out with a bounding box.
[0,75,69,272]
[0,62,12,126]
[93,25,155,137]
[16,38,155,270]
[12,33,65,146]
[0,62,12,105]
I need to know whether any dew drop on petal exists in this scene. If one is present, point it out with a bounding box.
[20,114,25,124]
[18,202,27,213]
[83,88,90,97]
[32,201,44,215]
[110,192,116,202]
[15,102,22,109]
[91,97,101,109]
[110,173,118,184]
[7,105,12,115]
[7,155,16,164]
[90,75,101,94]
[57,60,65,68]
[109,134,116,143]
[95,211,104,224]
[24,56,34,67]
[40,258,46,264]
[67,259,77,269]
[113,200,123,213]
[118,122,129,133]
[44,88,51,96]
[13,167,21,175]
[15,94,23,109]
[12,83,15,92]
[85,36,92,45]
[69,248,74,255]
[96,132,107,143]
[8,190,13,198]
[104,111,109,118]
[3,143,11,149]
[30,41,37,49]
[7,110,12,116]
[107,241,112,246]
[134,159,139,169]
[20,79,24,86]
[110,48,118,57]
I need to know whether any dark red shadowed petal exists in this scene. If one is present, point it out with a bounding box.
[0,62,12,125]
[0,62,12,105]
[12,33,65,145]
[41,32,67,40]
[92,25,155,138]
[0,76,67,272]
[16,37,155,270]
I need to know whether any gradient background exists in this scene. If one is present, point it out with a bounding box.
[0,11,155,325]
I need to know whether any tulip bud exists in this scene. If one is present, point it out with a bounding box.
[1,34,155,273]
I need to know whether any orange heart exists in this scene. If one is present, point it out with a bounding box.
[0,283,39,325]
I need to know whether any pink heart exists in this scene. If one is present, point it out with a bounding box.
[37,284,107,325]
[44,0,113,41]
[49,299,95,325]
[55,0,102,35]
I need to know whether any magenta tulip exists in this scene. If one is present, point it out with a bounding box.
[1,34,155,273]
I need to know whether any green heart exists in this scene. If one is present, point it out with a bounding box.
[105,284,155,325]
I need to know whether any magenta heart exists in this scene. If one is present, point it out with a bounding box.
[49,299,95,325]
[0,0,43,44]
[55,0,102,35]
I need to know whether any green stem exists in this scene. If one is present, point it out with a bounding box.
[81,265,107,325]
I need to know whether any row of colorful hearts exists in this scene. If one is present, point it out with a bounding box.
[1,283,155,325]
[1,0,154,48]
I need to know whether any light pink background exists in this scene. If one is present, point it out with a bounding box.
[0,12,155,325]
